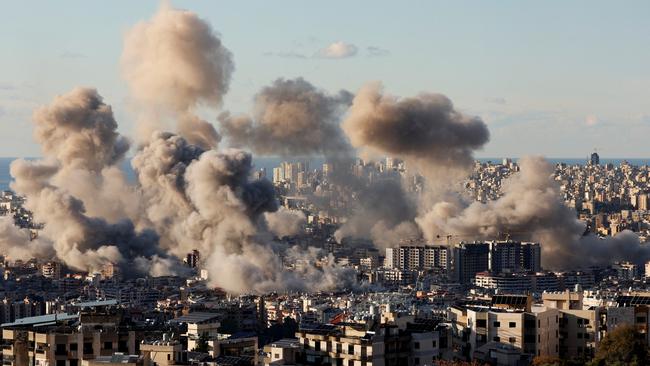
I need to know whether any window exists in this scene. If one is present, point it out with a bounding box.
[636,316,646,323]
[509,337,516,343]
[315,342,320,352]
[83,342,93,354]
[476,319,486,327]
[118,340,128,353]
[524,335,535,343]
[414,342,420,349]
[69,343,77,351]
[55,344,66,356]
[493,321,500,328]
[274,353,280,359]
[432,340,437,348]
[509,322,516,328]
[167,354,171,361]
[577,333,583,339]
[414,357,420,365]
[348,345,353,354]
[584,319,589,325]
[493,336,500,342]
[104,342,112,350]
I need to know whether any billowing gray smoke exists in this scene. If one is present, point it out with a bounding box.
[264,207,306,238]
[28,87,139,222]
[416,156,650,269]
[130,131,351,293]
[219,78,353,159]
[0,216,53,262]
[121,2,232,149]
[9,88,182,277]
[342,82,489,180]
[131,131,205,257]
[335,178,420,248]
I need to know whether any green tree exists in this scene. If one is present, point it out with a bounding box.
[589,325,648,366]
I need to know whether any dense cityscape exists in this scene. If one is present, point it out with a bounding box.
[2,1,650,366]
[1,153,650,365]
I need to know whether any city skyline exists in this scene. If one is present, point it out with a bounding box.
[2,1,650,158]
[3,2,650,365]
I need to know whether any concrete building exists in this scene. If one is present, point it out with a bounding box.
[454,242,490,284]
[140,340,185,365]
[170,312,221,354]
[448,295,559,360]
[295,321,442,366]
[41,261,61,279]
[1,309,142,366]
[264,338,301,365]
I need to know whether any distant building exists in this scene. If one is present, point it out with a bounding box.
[272,167,284,184]
[186,249,200,268]
[522,242,542,272]
[590,152,600,165]
[385,245,450,271]
[454,242,490,284]
[41,261,60,279]
[100,262,117,280]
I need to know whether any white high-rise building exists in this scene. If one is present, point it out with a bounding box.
[272,167,284,184]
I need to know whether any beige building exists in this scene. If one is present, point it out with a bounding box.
[170,312,220,355]
[448,295,559,359]
[1,307,143,366]
[140,340,184,365]
[542,290,600,359]
[263,338,301,365]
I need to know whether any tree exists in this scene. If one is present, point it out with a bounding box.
[589,325,648,366]
[193,332,210,354]
[532,356,562,366]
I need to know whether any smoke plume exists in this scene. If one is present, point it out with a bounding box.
[9,88,182,277]
[335,178,420,248]
[0,216,53,262]
[219,78,353,159]
[264,207,306,238]
[416,156,650,269]
[121,2,232,148]
[342,82,489,179]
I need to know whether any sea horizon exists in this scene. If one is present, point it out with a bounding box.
[2,156,650,192]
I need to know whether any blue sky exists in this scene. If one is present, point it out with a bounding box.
[1,0,650,158]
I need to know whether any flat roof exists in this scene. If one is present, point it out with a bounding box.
[268,338,300,348]
[170,312,220,324]
[2,313,79,328]
[72,299,119,308]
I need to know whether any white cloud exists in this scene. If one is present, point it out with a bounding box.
[315,41,358,59]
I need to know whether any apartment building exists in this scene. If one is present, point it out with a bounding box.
[448,295,559,360]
